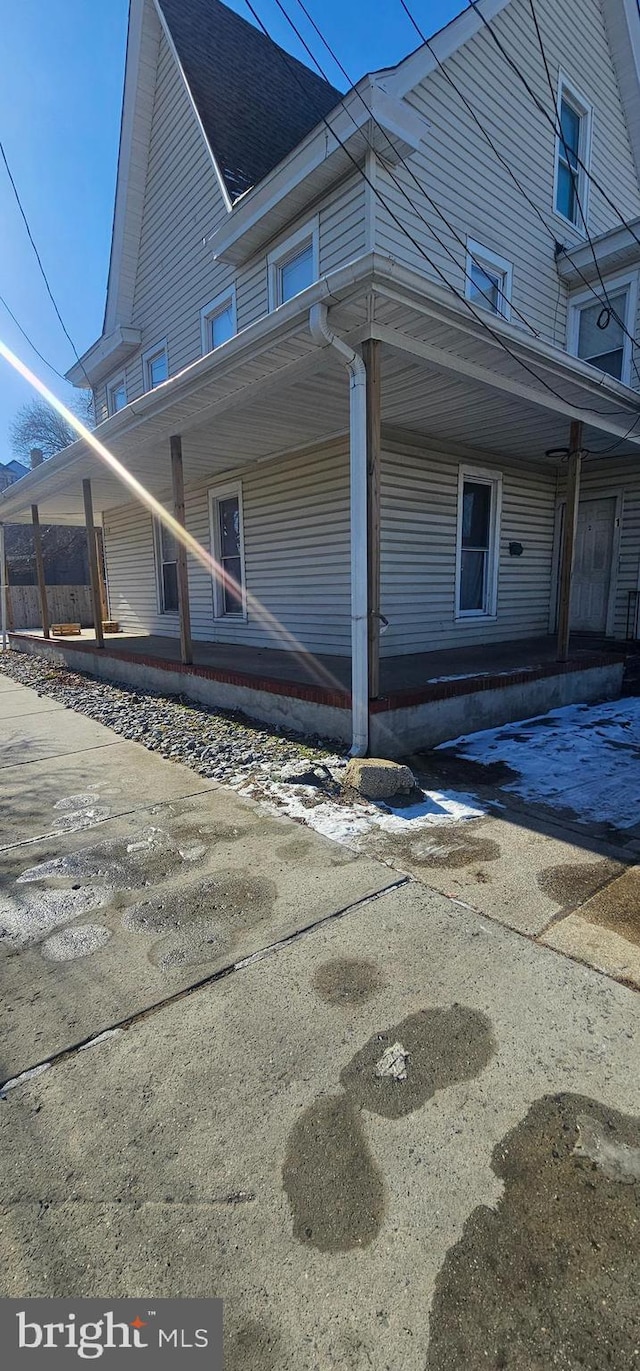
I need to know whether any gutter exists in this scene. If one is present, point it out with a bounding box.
[309,302,368,757]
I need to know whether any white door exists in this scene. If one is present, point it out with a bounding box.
[569,497,616,633]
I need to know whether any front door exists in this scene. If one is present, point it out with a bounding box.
[569,497,616,633]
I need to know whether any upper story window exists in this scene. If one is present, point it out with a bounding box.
[107,376,127,415]
[143,341,169,391]
[555,77,592,229]
[268,219,319,309]
[465,240,512,319]
[455,466,502,619]
[201,288,236,355]
[569,274,638,384]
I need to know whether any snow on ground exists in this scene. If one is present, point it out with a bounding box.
[441,698,640,830]
[238,779,485,848]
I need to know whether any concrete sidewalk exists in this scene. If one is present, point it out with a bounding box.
[1,681,639,1370]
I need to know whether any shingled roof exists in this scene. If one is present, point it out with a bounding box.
[157,0,343,200]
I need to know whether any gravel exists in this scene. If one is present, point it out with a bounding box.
[0,651,347,794]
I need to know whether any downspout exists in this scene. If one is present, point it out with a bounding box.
[309,303,368,756]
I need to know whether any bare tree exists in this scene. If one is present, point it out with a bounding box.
[9,392,94,464]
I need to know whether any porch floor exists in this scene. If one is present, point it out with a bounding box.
[10,628,625,709]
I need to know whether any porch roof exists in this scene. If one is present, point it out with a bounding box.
[3,254,640,527]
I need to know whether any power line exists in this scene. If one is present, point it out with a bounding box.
[243,0,638,424]
[0,290,71,384]
[0,138,91,388]
[398,0,640,373]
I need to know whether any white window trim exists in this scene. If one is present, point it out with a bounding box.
[567,269,638,385]
[465,239,513,320]
[553,72,593,235]
[107,374,127,416]
[153,515,179,617]
[200,285,237,355]
[142,339,169,391]
[267,217,319,310]
[208,481,247,620]
[455,465,503,621]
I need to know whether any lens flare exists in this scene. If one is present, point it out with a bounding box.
[0,338,345,693]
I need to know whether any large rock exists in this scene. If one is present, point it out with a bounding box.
[343,757,415,800]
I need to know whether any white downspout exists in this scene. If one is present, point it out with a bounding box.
[309,303,368,756]
[0,524,7,652]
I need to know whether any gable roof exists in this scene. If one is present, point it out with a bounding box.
[156,0,343,201]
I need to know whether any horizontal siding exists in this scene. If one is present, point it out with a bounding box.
[580,460,640,639]
[103,440,351,655]
[380,438,557,655]
[375,0,640,352]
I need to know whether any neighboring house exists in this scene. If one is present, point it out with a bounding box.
[3,0,640,754]
[0,460,28,492]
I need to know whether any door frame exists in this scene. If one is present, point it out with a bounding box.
[549,491,622,637]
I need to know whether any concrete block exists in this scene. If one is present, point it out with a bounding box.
[344,757,415,799]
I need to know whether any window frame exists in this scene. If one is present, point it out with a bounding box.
[455,465,503,621]
[200,286,237,356]
[142,340,169,392]
[267,218,319,310]
[567,270,638,385]
[107,374,127,416]
[464,240,513,320]
[553,73,593,233]
[208,481,247,620]
[153,515,180,616]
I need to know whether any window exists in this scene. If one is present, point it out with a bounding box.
[143,342,168,391]
[465,241,512,319]
[554,77,592,229]
[268,220,319,309]
[569,274,637,383]
[154,518,179,613]
[209,485,246,617]
[201,288,236,355]
[107,376,127,415]
[455,467,502,618]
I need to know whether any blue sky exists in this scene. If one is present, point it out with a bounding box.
[0,0,465,457]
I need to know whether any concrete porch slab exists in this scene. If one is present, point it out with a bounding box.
[0,789,396,1078]
[1,882,639,1370]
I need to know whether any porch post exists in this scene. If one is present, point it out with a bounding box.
[95,525,109,623]
[82,479,105,649]
[557,420,583,662]
[170,434,193,666]
[31,505,50,639]
[363,339,381,699]
[0,525,7,652]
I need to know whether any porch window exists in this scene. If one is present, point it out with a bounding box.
[268,219,319,309]
[143,342,169,391]
[201,288,236,354]
[154,517,179,613]
[209,484,246,618]
[455,467,502,618]
[107,376,127,415]
[555,78,592,229]
[465,240,512,319]
[569,275,636,383]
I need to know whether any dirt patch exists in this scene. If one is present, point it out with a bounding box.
[282,1093,385,1252]
[404,828,501,871]
[537,858,626,910]
[313,958,386,1006]
[340,1007,496,1119]
[577,867,640,947]
[275,838,315,861]
[225,1320,283,1371]
[426,1093,640,1370]
[122,871,278,970]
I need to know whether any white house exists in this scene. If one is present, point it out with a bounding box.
[3,0,640,755]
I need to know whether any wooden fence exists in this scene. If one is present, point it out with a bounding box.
[8,584,93,629]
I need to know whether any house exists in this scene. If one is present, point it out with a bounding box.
[0,460,28,492]
[2,0,640,756]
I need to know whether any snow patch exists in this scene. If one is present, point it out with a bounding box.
[240,780,484,848]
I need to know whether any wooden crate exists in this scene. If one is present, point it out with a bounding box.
[102,621,121,633]
[51,623,81,636]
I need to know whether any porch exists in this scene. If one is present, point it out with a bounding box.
[9,628,625,756]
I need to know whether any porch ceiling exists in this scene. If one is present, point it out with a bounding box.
[3,258,640,526]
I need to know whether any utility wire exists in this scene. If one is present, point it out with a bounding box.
[243,0,637,423]
[398,0,640,370]
[0,138,92,388]
[0,289,71,384]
